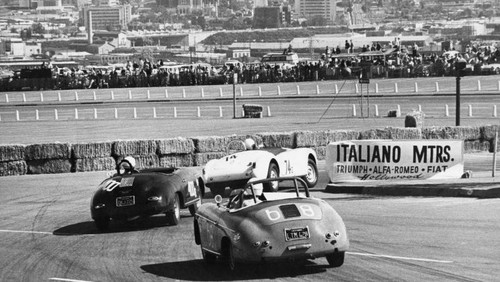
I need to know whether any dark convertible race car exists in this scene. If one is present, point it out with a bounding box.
[91,156,204,230]
[194,177,349,270]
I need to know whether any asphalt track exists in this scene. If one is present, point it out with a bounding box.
[1,76,500,281]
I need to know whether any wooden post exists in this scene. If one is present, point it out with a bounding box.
[493,131,498,177]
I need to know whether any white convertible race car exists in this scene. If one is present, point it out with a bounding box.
[203,139,318,196]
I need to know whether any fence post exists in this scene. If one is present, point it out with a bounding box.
[147,89,151,99]
[374,104,379,117]
[35,109,39,120]
[165,89,168,98]
[267,106,272,117]
[445,104,449,117]
[394,83,398,93]
[435,82,439,92]
[418,105,422,112]
[174,107,177,118]
[74,108,78,120]
[111,91,114,100]
[375,83,379,93]
[182,88,186,98]
[296,85,300,95]
[153,107,157,118]
[75,91,79,101]
[40,92,44,102]
[114,108,118,119]
[494,105,498,118]
[258,86,262,96]
[240,87,243,96]
[201,88,205,98]
[94,108,98,119]
[57,92,61,102]
[16,110,19,121]
[54,109,58,120]
[133,107,137,119]
[316,85,320,95]
[352,104,356,117]
[93,91,96,101]
[219,106,223,117]
[414,82,418,92]
[197,107,201,117]
[335,84,339,94]
[477,80,481,91]
[397,104,401,116]
[23,93,27,102]
[128,90,132,100]
[468,104,473,117]
[277,85,281,95]
[219,88,223,97]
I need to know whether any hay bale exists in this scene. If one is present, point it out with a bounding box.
[358,128,391,140]
[0,144,25,162]
[193,152,226,166]
[0,161,27,176]
[27,159,72,174]
[25,143,71,160]
[386,127,422,140]
[313,146,327,160]
[132,155,159,168]
[387,109,401,117]
[74,157,115,172]
[481,125,500,141]
[157,138,195,155]
[464,140,490,153]
[159,154,194,167]
[423,126,481,140]
[405,110,425,128]
[113,140,157,157]
[72,142,113,159]
[258,132,295,148]
[296,130,359,147]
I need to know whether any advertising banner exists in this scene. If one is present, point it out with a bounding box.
[326,140,464,182]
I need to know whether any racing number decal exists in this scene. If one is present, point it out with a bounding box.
[284,160,294,175]
[101,180,120,192]
[264,204,315,221]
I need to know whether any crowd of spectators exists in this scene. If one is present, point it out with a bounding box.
[1,42,500,92]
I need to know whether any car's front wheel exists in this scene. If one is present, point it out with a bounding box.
[166,193,180,225]
[263,163,279,192]
[326,251,345,267]
[302,159,318,188]
[94,217,109,231]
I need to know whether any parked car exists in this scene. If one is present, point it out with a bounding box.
[194,177,349,270]
[90,156,204,230]
[203,138,318,196]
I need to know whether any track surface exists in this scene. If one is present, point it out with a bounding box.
[0,161,499,282]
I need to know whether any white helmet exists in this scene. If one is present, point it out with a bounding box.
[247,177,263,196]
[123,156,136,169]
[244,138,256,150]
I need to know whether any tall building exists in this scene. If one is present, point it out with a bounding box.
[253,5,291,28]
[80,5,132,32]
[294,0,338,24]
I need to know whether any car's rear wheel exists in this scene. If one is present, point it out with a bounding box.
[263,163,279,192]
[166,193,180,225]
[210,185,226,197]
[326,251,345,267]
[302,159,318,188]
[94,217,109,231]
[223,241,237,271]
[201,247,216,264]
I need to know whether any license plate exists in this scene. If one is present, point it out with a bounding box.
[285,226,310,241]
[116,196,135,207]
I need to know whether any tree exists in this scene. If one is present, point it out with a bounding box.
[31,23,45,34]
[309,16,327,27]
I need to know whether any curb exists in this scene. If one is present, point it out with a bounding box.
[325,177,500,198]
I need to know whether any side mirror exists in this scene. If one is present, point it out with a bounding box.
[214,194,223,207]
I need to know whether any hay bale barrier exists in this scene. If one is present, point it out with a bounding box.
[0,125,499,176]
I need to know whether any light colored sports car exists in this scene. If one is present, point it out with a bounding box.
[203,138,318,196]
[194,177,349,270]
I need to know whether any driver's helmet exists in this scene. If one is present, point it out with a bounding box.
[246,178,263,196]
[121,156,136,172]
[244,138,256,150]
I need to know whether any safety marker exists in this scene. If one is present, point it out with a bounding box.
[445,104,449,117]
[374,104,379,117]
[258,86,262,96]
[75,91,79,101]
[173,107,177,118]
[219,106,223,117]
[4,94,8,103]
[316,85,320,95]
[128,90,132,100]
[114,108,118,119]
[153,107,157,118]
[397,104,401,116]
[201,88,205,98]
[165,88,169,98]
[23,93,26,102]
[40,92,44,102]
[494,105,497,117]
[394,82,398,93]
[182,88,186,98]
[414,82,418,92]
[477,80,481,91]
[468,104,472,117]
[133,107,137,119]
[335,84,339,94]
[296,85,300,95]
[277,85,281,95]
[418,105,422,111]
[147,89,151,99]
[375,83,379,93]
[240,87,243,96]
[355,84,359,93]
[57,92,61,102]
[110,91,114,100]
[267,106,272,117]
[93,91,96,101]
[35,109,39,120]
[498,81,500,91]
[93,108,97,119]
[74,108,78,120]
[54,109,58,120]
[435,82,440,92]
[197,106,201,117]
[219,88,223,97]
[352,104,356,117]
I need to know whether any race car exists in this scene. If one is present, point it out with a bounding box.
[90,156,204,230]
[203,138,318,196]
[194,177,349,270]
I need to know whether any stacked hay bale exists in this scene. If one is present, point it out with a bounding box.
[480,125,500,152]
[25,143,72,174]
[405,110,425,128]
[423,126,483,153]
[192,135,255,166]
[0,144,27,176]
[295,130,359,159]
[72,142,114,172]
[258,132,295,148]
[113,140,158,168]
[157,137,195,167]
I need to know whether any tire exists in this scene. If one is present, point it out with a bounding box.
[263,163,279,192]
[202,247,217,264]
[326,251,345,267]
[210,185,226,197]
[166,193,180,226]
[94,217,110,231]
[223,241,237,271]
[194,219,201,245]
[302,159,318,188]
[189,196,201,216]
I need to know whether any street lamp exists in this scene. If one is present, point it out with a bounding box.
[455,58,467,126]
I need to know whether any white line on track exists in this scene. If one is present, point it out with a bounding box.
[347,251,453,263]
[49,278,94,282]
[0,229,52,235]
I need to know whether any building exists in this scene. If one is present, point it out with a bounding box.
[11,41,42,57]
[294,0,338,24]
[80,5,132,32]
[253,6,291,29]
[156,0,218,17]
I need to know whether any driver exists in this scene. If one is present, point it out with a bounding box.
[116,156,138,175]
